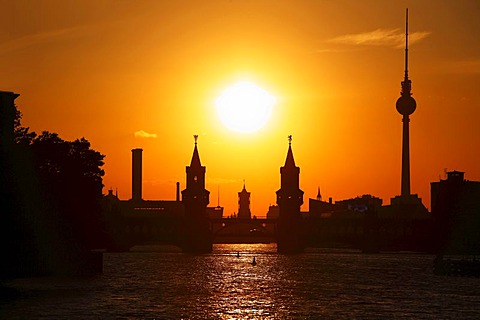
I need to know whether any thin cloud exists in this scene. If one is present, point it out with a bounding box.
[134,130,157,139]
[313,47,363,54]
[0,15,120,55]
[446,59,480,74]
[0,26,86,55]
[328,28,431,48]
[427,59,480,76]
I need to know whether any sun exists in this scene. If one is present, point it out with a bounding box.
[215,81,276,133]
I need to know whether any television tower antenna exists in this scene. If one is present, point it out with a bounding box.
[404,8,409,82]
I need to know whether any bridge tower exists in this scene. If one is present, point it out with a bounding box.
[238,181,252,219]
[276,135,305,253]
[180,135,212,252]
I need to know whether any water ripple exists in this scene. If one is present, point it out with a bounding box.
[2,244,480,319]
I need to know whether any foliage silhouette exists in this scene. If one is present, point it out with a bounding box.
[1,105,106,277]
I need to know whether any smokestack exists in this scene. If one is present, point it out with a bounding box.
[132,148,143,201]
[176,182,180,201]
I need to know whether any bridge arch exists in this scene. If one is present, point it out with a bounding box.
[210,219,276,243]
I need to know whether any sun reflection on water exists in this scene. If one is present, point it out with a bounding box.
[205,244,282,319]
[3,244,480,319]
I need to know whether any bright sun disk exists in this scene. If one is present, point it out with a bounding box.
[215,81,276,133]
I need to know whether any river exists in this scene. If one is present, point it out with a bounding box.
[1,244,480,319]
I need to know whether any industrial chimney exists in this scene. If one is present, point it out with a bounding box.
[176,182,180,201]
[131,148,143,201]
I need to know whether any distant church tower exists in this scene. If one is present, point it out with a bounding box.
[276,135,305,253]
[181,135,212,252]
[238,181,252,219]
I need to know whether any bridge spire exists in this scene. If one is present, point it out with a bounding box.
[284,135,296,167]
[190,134,202,168]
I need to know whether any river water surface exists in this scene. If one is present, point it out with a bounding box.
[1,244,480,319]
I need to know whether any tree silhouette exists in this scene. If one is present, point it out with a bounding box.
[13,108,36,146]
[1,106,106,277]
[30,131,106,250]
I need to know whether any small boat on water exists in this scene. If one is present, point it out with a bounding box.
[251,257,256,266]
[434,255,480,277]
[236,252,240,258]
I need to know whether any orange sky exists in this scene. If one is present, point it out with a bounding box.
[1,0,480,216]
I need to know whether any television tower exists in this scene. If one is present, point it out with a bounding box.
[395,8,416,198]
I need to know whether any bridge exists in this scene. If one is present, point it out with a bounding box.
[103,137,436,254]
[208,217,276,243]
[102,197,435,253]
[103,205,278,251]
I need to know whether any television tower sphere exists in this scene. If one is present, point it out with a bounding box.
[396,95,416,116]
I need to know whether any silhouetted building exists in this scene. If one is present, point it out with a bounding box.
[431,171,480,254]
[266,205,279,219]
[0,91,19,277]
[131,148,143,201]
[105,189,120,206]
[238,181,252,219]
[276,135,305,253]
[207,206,223,219]
[337,194,383,212]
[0,90,18,193]
[309,194,382,217]
[309,196,338,218]
[0,91,18,147]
